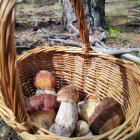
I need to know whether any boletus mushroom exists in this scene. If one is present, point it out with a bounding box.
[75,120,93,137]
[49,84,79,137]
[78,95,100,123]
[34,70,57,95]
[24,94,57,129]
[89,97,125,134]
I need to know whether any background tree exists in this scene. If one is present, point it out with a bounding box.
[61,0,106,32]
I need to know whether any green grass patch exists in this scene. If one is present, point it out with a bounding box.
[107,26,121,39]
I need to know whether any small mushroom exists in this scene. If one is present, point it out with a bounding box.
[34,70,56,89]
[78,95,100,123]
[34,70,57,95]
[75,120,93,137]
[30,110,56,130]
[49,84,79,137]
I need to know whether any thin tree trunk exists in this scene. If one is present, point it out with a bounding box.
[61,0,106,32]
[92,0,106,28]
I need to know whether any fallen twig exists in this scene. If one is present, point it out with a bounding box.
[94,48,140,55]
[68,23,108,48]
[127,16,140,22]
[68,23,79,34]
[48,38,140,56]
[121,53,140,64]
[126,23,140,27]
[48,38,81,47]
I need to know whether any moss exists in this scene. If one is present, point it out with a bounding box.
[27,19,32,23]
[127,19,138,23]
[107,26,121,39]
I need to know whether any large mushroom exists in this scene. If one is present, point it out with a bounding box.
[24,94,57,130]
[49,84,79,137]
[89,97,125,134]
[78,95,100,123]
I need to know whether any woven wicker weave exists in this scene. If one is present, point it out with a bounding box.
[0,0,140,140]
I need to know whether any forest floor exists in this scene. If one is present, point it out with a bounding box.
[15,0,140,55]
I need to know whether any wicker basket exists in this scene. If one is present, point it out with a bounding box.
[0,0,140,140]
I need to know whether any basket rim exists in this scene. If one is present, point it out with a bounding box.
[17,46,140,75]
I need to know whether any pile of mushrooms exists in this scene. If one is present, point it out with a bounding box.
[24,70,125,137]
[24,70,58,129]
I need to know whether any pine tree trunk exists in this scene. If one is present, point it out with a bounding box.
[92,0,106,28]
[61,0,106,32]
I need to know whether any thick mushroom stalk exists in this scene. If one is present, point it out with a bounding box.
[49,84,79,137]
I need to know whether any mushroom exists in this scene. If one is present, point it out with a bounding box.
[89,97,125,134]
[30,110,56,130]
[78,95,100,123]
[34,70,57,95]
[24,94,57,130]
[49,84,79,137]
[75,120,93,137]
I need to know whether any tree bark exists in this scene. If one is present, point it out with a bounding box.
[92,0,106,28]
[61,0,106,32]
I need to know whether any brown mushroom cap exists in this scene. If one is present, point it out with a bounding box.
[57,84,79,103]
[25,94,59,112]
[34,70,56,89]
[89,97,125,134]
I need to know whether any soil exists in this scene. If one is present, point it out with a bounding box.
[15,1,140,55]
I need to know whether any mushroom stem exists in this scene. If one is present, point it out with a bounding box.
[49,102,78,137]
[55,102,78,126]
[35,88,56,96]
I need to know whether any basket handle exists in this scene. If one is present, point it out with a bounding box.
[71,0,90,53]
[0,0,34,131]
